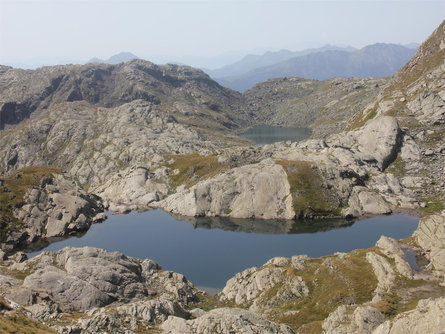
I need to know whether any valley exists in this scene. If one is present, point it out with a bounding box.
[0,18,443,334]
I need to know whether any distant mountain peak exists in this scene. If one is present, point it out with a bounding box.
[88,52,139,65]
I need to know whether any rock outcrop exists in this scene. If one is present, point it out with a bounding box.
[157,158,295,219]
[161,307,295,334]
[414,214,445,281]
[347,20,445,207]
[0,246,200,333]
[322,305,386,334]
[1,171,104,252]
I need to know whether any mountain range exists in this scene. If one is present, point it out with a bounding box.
[214,43,417,91]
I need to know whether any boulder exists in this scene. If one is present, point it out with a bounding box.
[344,187,392,217]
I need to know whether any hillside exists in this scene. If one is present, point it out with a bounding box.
[0,60,249,187]
[217,43,416,91]
[348,19,445,212]
[240,76,387,138]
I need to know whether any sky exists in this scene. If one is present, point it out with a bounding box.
[0,0,444,69]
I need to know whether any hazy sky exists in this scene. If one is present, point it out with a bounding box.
[1,0,444,68]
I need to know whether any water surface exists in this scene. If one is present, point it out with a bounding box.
[27,210,418,292]
[240,124,312,145]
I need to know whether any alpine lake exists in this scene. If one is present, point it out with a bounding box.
[27,125,420,294]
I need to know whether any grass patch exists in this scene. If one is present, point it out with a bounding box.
[276,160,341,217]
[375,293,401,317]
[419,195,445,215]
[165,153,227,191]
[189,292,249,312]
[385,155,406,176]
[346,107,377,131]
[375,275,445,319]
[0,312,57,334]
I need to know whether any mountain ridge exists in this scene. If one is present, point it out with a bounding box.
[216,43,416,91]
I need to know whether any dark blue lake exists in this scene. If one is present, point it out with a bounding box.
[240,124,312,145]
[27,210,419,293]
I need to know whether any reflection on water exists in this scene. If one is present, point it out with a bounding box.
[174,214,355,234]
[240,124,312,145]
[26,209,419,291]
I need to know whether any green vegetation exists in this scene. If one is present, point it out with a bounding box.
[385,155,406,177]
[419,195,445,215]
[346,106,377,131]
[165,153,228,191]
[260,250,377,331]
[189,293,249,312]
[424,124,445,145]
[0,166,60,242]
[276,160,341,217]
[376,275,445,318]
[0,297,57,334]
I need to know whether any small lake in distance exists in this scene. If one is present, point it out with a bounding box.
[240,124,312,145]
[27,210,419,294]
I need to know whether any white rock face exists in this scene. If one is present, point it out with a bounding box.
[414,215,445,250]
[372,297,445,334]
[93,166,168,210]
[344,186,392,217]
[327,116,401,170]
[156,158,295,219]
[414,215,445,279]
[376,236,413,279]
[161,307,295,334]
[366,252,397,300]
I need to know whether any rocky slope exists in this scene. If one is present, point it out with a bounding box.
[240,76,386,138]
[348,19,445,214]
[0,246,200,333]
[0,215,443,333]
[0,60,252,189]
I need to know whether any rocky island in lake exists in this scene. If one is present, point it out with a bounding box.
[0,14,444,334]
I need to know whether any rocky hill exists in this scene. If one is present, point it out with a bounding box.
[217,44,416,92]
[240,76,386,138]
[0,60,250,185]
